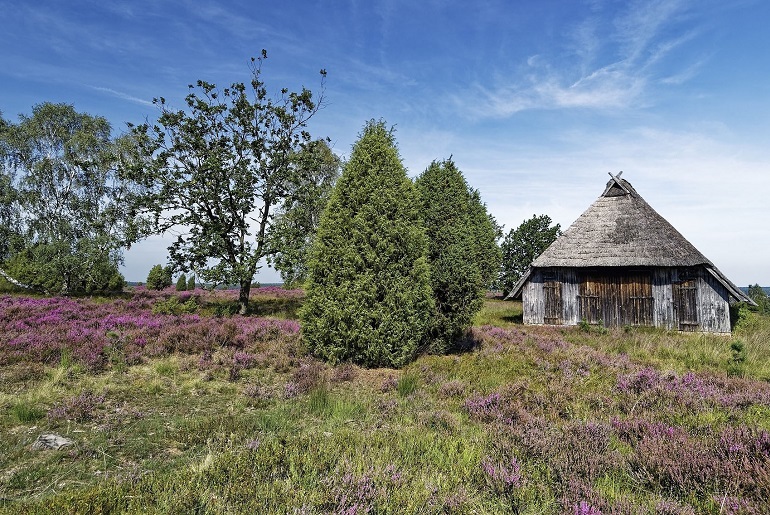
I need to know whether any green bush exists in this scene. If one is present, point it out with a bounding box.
[151,296,199,315]
[176,274,187,291]
[300,120,434,368]
[146,264,173,291]
[415,159,501,353]
[187,275,196,290]
[1,245,124,294]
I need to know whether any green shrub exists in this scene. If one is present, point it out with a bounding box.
[152,296,198,315]
[175,273,187,291]
[300,120,434,368]
[187,275,196,290]
[1,245,124,294]
[146,264,173,290]
[415,159,501,354]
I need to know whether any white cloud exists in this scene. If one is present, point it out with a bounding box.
[452,0,700,119]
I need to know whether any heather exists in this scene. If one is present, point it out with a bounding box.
[0,287,302,371]
[2,294,770,513]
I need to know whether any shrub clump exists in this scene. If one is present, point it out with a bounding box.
[48,391,106,422]
[146,264,172,291]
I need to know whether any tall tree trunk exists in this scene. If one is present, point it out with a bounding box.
[238,279,251,315]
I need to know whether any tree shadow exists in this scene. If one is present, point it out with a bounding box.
[249,297,303,318]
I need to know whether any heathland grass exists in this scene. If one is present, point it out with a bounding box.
[1,289,770,513]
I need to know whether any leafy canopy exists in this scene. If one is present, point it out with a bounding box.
[0,103,134,294]
[415,158,502,353]
[300,120,433,368]
[499,214,561,296]
[748,284,769,314]
[123,51,326,313]
[267,139,341,288]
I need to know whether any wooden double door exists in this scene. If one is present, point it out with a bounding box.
[578,271,654,327]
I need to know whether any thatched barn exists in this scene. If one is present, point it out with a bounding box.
[507,173,754,333]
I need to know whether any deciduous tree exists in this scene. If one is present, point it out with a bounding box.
[123,51,325,313]
[268,139,341,287]
[499,214,561,297]
[0,103,135,293]
[146,264,172,291]
[300,120,433,368]
[748,284,769,314]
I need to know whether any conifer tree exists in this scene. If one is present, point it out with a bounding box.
[175,273,187,291]
[300,120,433,368]
[415,159,502,353]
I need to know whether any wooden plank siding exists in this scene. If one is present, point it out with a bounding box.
[520,266,732,332]
[577,271,653,327]
[652,269,675,330]
[697,270,731,333]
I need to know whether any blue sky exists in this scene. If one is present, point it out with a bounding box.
[2,0,769,285]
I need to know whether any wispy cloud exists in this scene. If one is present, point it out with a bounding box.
[453,0,699,119]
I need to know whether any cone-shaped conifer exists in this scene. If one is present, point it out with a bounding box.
[415,159,502,353]
[300,120,433,368]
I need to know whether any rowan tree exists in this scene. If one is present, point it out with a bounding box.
[123,51,326,313]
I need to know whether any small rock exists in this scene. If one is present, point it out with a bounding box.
[31,433,74,451]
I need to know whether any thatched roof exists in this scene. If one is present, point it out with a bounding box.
[508,173,753,303]
[533,175,709,268]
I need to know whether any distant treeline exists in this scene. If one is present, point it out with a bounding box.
[740,286,770,295]
[125,282,285,290]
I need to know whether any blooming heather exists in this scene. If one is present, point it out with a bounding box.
[0,290,300,370]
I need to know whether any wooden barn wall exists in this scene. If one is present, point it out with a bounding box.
[521,269,543,324]
[577,269,654,327]
[561,270,580,325]
[652,269,675,330]
[698,270,731,333]
[521,268,579,326]
[520,266,732,332]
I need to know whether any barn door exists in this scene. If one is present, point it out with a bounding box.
[543,276,562,325]
[622,273,654,326]
[578,275,603,324]
[673,275,699,331]
[579,272,652,327]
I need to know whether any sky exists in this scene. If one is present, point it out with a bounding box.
[1,0,769,285]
